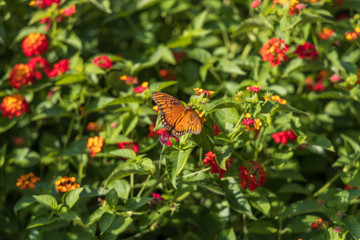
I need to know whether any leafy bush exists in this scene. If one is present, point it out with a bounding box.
[1,0,360,239]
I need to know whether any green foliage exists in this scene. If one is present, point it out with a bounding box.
[1,0,360,239]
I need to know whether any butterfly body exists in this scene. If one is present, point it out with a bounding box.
[152,92,202,137]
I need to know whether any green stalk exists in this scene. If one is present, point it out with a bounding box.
[313,173,340,197]
[137,174,151,198]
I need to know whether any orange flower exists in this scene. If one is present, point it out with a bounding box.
[54,176,80,193]
[318,27,335,40]
[86,122,104,132]
[9,64,34,89]
[273,0,300,15]
[87,136,104,157]
[264,95,287,104]
[60,5,76,17]
[260,38,289,67]
[21,33,48,57]
[0,95,29,118]
[16,172,40,189]
[345,31,359,41]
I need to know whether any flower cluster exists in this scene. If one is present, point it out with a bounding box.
[273,0,300,16]
[47,59,70,78]
[306,70,327,91]
[194,88,215,97]
[120,75,138,85]
[40,5,76,30]
[0,95,29,118]
[21,33,48,57]
[264,95,287,104]
[294,42,318,61]
[87,136,104,157]
[16,172,40,190]
[172,51,185,63]
[330,74,342,83]
[27,56,51,79]
[194,110,206,125]
[214,124,221,136]
[93,55,113,69]
[242,113,262,131]
[29,0,60,8]
[86,122,104,132]
[251,0,262,8]
[260,38,289,67]
[345,31,359,40]
[246,86,262,93]
[147,192,164,211]
[117,141,139,155]
[318,27,335,40]
[203,151,232,179]
[147,123,178,146]
[9,64,35,88]
[54,176,80,193]
[272,130,297,145]
[310,218,323,230]
[133,82,149,94]
[238,161,266,191]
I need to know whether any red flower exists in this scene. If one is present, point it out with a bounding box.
[147,192,164,211]
[272,130,297,145]
[251,0,262,8]
[27,56,50,80]
[120,75,138,85]
[242,118,255,127]
[172,51,185,63]
[133,82,148,94]
[294,42,318,60]
[117,141,139,155]
[214,124,221,136]
[238,161,266,191]
[318,27,335,40]
[29,0,60,8]
[330,74,342,82]
[246,86,262,93]
[61,5,76,17]
[260,38,289,67]
[9,64,34,88]
[93,55,113,69]
[193,88,215,97]
[310,218,323,230]
[203,151,232,179]
[0,95,29,118]
[47,59,70,78]
[159,69,177,80]
[21,33,48,57]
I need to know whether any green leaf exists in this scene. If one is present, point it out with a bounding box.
[62,138,88,156]
[149,81,177,92]
[278,199,321,218]
[164,147,193,188]
[89,0,112,13]
[27,216,56,229]
[344,215,360,239]
[104,162,151,187]
[64,188,83,209]
[100,213,116,234]
[260,101,279,114]
[276,104,309,116]
[0,144,6,168]
[87,207,107,226]
[232,17,272,35]
[218,59,246,75]
[105,95,144,107]
[0,118,17,134]
[64,32,82,50]
[214,145,232,170]
[125,115,138,136]
[193,10,208,30]
[32,106,70,120]
[215,228,236,240]
[312,135,335,152]
[186,48,212,64]
[57,208,81,221]
[193,117,214,151]
[108,180,131,200]
[28,10,51,25]
[85,97,115,113]
[56,73,86,85]
[14,195,36,213]
[85,63,106,75]
[248,221,277,234]
[106,189,119,209]
[102,216,133,238]
[33,195,58,210]
[124,197,152,211]
[249,195,270,216]
[205,98,240,114]
[105,149,136,159]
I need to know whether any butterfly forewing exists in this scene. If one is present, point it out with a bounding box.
[152,92,202,137]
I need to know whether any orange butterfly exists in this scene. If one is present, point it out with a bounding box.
[152,92,202,137]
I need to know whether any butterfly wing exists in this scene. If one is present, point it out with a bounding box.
[171,110,202,137]
[152,92,186,131]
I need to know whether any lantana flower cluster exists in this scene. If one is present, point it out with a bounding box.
[16,172,41,190]
[203,151,232,179]
[242,113,262,132]
[238,161,266,191]
[54,176,80,193]
[272,130,297,145]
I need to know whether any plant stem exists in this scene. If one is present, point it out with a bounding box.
[130,174,134,197]
[137,174,151,198]
[313,173,340,197]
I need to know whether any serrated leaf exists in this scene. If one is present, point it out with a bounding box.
[87,207,107,226]
[102,216,133,237]
[344,215,360,239]
[164,147,193,188]
[100,212,115,234]
[64,188,83,209]
[105,149,136,159]
[33,195,58,210]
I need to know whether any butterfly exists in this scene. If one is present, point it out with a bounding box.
[152,92,202,137]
